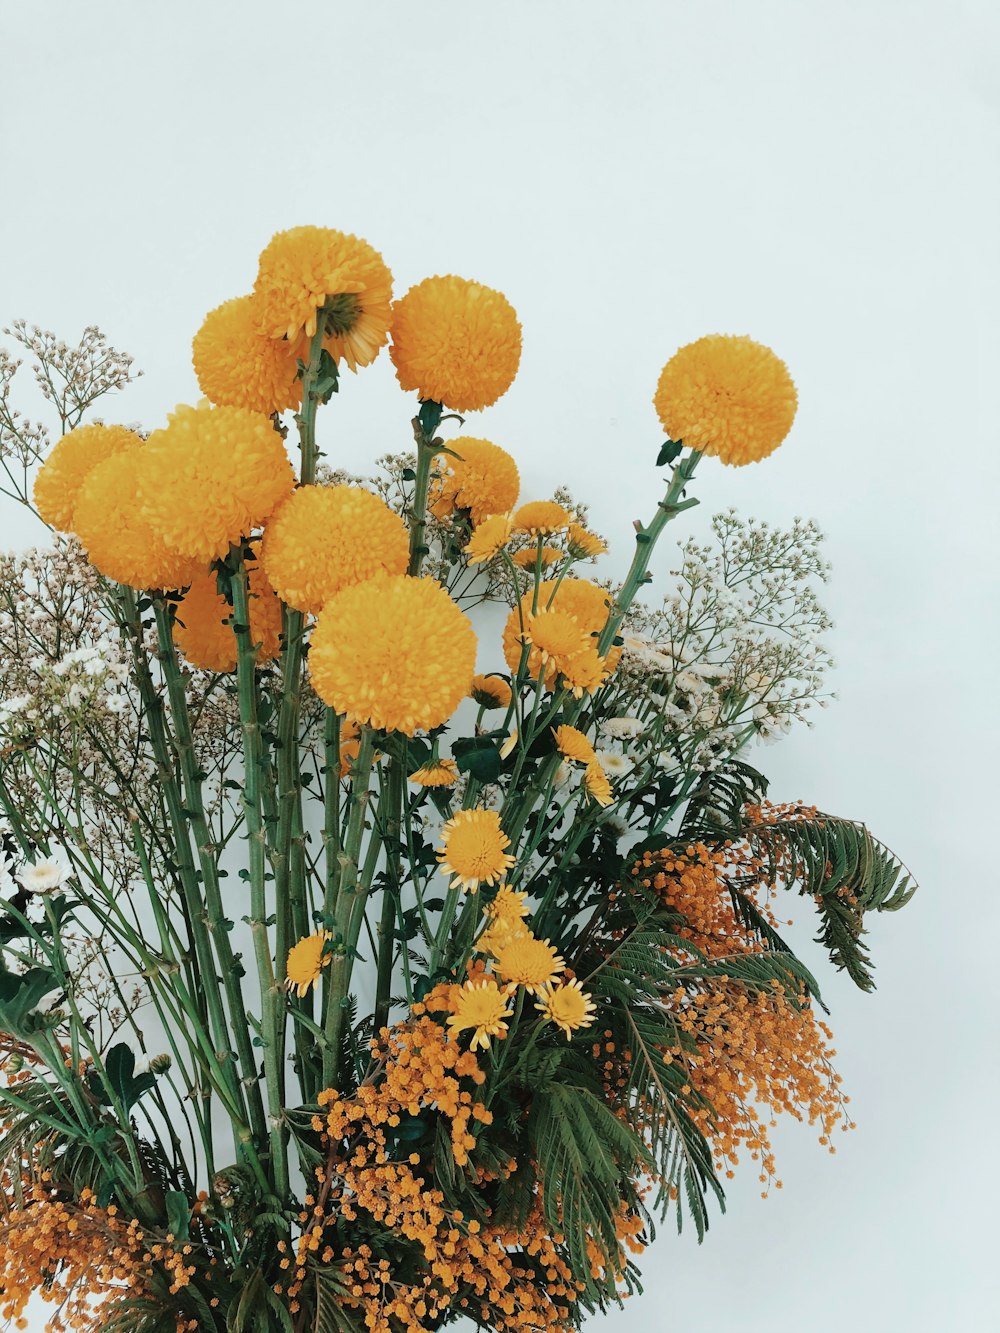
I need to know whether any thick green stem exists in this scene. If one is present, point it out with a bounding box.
[373,759,405,1034]
[408,400,443,576]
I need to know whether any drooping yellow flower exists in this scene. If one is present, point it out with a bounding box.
[511,545,562,570]
[470,674,513,710]
[536,978,597,1039]
[446,977,513,1051]
[408,758,459,787]
[503,578,618,681]
[174,565,282,672]
[285,930,333,998]
[192,294,302,414]
[73,452,198,590]
[309,574,476,735]
[429,437,520,526]
[437,809,516,892]
[138,403,295,562]
[33,423,142,532]
[584,762,613,807]
[553,724,598,767]
[262,484,409,615]
[493,932,565,994]
[389,275,522,412]
[653,335,798,466]
[512,501,570,536]
[464,513,513,565]
[567,522,607,560]
[253,226,393,370]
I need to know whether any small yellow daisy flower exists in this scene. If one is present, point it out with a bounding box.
[470,674,513,710]
[285,931,333,998]
[567,522,607,560]
[512,545,562,570]
[512,500,571,536]
[446,978,514,1051]
[493,933,565,994]
[408,758,459,787]
[535,978,597,1039]
[552,724,598,767]
[584,763,613,807]
[437,809,516,892]
[465,513,514,564]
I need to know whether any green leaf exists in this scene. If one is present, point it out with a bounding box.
[452,734,502,782]
[164,1188,191,1242]
[656,438,683,467]
[0,966,60,1036]
[92,1043,157,1112]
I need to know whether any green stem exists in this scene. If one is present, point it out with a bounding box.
[373,758,405,1034]
[408,400,443,576]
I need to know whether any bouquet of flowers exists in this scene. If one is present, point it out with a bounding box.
[0,227,914,1333]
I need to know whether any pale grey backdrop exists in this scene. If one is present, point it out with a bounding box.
[1,3,998,1330]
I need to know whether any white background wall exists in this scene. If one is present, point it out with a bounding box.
[1,3,998,1329]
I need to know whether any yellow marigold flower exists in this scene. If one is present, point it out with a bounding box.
[446,977,513,1051]
[512,500,570,536]
[503,578,617,680]
[262,484,409,615]
[567,522,607,560]
[561,643,612,698]
[174,565,282,672]
[389,275,522,412]
[488,885,530,923]
[536,978,597,1039]
[408,758,459,787]
[493,932,565,994]
[553,724,598,767]
[73,452,198,590]
[430,437,520,526]
[464,513,513,564]
[584,762,613,807]
[309,574,476,735]
[511,545,562,569]
[523,608,590,672]
[653,334,798,466]
[470,674,512,710]
[285,930,333,998]
[437,809,515,893]
[192,294,302,414]
[34,423,141,531]
[138,403,295,563]
[253,226,393,370]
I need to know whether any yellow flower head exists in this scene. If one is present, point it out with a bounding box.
[503,578,616,679]
[475,918,527,956]
[73,451,198,590]
[309,574,476,736]
[560,644,612,698]
[389,275,522,412]
[493,932,565,994]
[446,977,513,1051]
[338,718,361,777]
[567,522,607,560]
[553,724,598,767]
[653,334,798,466]
[285,930,333,998]
[536,978,597,1039]
[138,403,295,563]
[470,674,512,710]
[584,762,613,807]
[262,484,409,615]
[487,886,530,924]
[512,500,570,536]
[522,608,590,671]
[174,565,282,672]
[253,226,393,370]
[438,809,516,893]
[512,545,562,570]
[408,758,459,787]
[192,294,302,415]
[429,437,520,526]
[464,513,513,565]
[34,423,142,532]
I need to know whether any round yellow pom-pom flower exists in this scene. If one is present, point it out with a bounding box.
[389,275,522,412]
[470,675,512,710]
[446,978,513,1051]
[262,485,409,615]
[285,930,333,998]
[464,513,513,565]
[174,565,282,672]
[137,403,295,563]
[430,437,520,526]
[536,978,597,1039]
[309,574,476,735]
[73,452,198,590]
[493,932,565,994]
[653,334,798,466]
[408,758,459,787]
[512,501,570,536]
[192,295,302,415]
[437,809,516,893]
[34,423,141,531]
[253,226,393,369]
